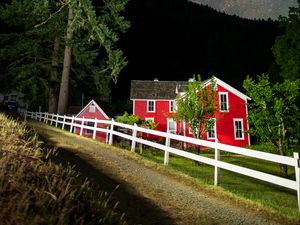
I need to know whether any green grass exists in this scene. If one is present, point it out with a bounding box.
[139,146,300,220]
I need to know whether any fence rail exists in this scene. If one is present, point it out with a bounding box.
[19,109,300,212]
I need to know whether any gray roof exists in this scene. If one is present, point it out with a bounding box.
[130,80,188,100]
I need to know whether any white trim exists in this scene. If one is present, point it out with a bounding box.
[147,100,155,112]
[76,100,109,119]
[234,118,244,140]
[203,77,251,101]
[131,98,174,101]
[167,118,177,134]
[219,92,229,112]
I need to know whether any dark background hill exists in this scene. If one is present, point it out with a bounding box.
[112,0,282,105]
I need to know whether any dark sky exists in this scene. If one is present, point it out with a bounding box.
[112,0,283,104]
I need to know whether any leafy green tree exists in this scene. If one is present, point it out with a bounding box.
[243,74,300,176]
[272,1,300,81]
[0,0,129,113]
[173,75,218,143]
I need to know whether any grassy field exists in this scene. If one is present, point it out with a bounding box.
[133,145,300,220]
[0,113,127,225]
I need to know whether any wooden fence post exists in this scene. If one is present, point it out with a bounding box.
[39,112,42,122]
[293,152,300,213]
[50,114,53,126]
[108,119,114,145]
[80,117,85,136]
[214,138,220,186]
[131,123,138,152]
[106,126,109,144]
[93,118,97,139]
[45,112,49,123]
[164,129,170,166]
[55,114,58,127]
[70,116,74,133]
[62,115,66,130]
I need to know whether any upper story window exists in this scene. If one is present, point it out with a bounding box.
[170,100,176,112]
[147,100,155,112]
[234,119,244,140]
[89,105,96,113]
[219,92,229,112]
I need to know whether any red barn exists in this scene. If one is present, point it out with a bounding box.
[130,77,251,147]
[74,100,109,142]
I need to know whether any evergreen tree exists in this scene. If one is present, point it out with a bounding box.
[272,1,300,81]
[0,0,129,112]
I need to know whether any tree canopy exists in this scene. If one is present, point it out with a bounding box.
[0,0,129,112]
[173,75,218,140]
[243,74,299,176]
[272,2,300,81]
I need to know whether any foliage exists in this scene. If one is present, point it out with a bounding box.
[0,113,127,225]
[243,74,300,175]
[116,112,157,129]
[0,0,129,110]
[272,2,300,81]
[173,75,218,139]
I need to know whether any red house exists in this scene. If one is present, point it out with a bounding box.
[130,77,251,147]
[74,100,109,142]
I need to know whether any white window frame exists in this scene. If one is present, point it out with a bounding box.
[234,118,244,140]
[147,100,155,112]
[169,100,176,112]
[167,118,177,134]
[89,105,96,113]
[219,92,229,112]
[207,118,216,140]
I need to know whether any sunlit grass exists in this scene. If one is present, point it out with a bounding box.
[140,146,299,220]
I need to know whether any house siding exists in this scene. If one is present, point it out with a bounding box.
[74,101,109,142]
[131,78,250,148]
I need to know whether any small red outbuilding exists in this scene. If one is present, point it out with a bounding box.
[73,100,109,142]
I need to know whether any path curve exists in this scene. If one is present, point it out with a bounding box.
[30,121,296,225]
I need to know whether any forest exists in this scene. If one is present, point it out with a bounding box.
[0,0,292,113]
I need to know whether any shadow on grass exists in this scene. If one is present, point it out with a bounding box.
[48,145,176,225]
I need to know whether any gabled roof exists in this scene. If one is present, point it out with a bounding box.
[130,80,188,100]
[130,77,250,101]
[76,100,109,119]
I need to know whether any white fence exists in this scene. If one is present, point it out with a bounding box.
[20,110,300,212]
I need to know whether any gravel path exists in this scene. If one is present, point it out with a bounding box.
[31,121,297,225]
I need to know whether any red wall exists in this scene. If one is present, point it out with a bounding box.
[133,84,250,147]
[74,106,108,142]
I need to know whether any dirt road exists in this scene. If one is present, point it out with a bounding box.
[30,121,297,225]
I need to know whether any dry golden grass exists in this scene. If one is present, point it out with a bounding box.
[0,113,127,225]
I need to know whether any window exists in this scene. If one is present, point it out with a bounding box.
[207,119,216,139]
[89,105,96,113]
[86,121,94,134]
[219,92,229,112]
[170,100,176,112]
[167,118,176,134]
[234,119,244,140]
[147,100,155,112]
